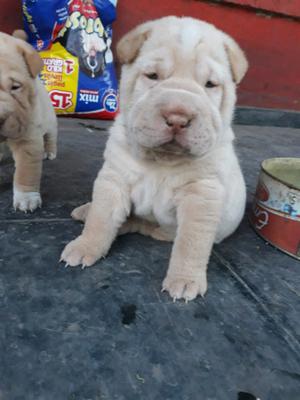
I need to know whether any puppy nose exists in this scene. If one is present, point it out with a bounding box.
[163,112,192,131]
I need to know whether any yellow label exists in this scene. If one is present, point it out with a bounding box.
[40,42,79,114]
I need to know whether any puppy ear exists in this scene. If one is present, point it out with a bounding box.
[224,35,248,84]
[12,29,28,41]
[15,38,44,78]
[116,22,153,64]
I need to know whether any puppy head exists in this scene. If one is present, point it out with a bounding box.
[117,17,248,159]
[0,31,43,139]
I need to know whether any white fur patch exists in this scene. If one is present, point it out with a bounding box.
[179,23,202,52]
[13,189,42,212]
[43,151,56,160]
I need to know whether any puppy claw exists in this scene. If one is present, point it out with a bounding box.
[60,236,104,268]
[43,152,57,161]
[13,190,42,213]
[65,263,69,268]
[162,273,207,302]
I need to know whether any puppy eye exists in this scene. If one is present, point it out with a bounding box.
[205,81,217,89]
[145,72,159,80]
[11,82,22,92]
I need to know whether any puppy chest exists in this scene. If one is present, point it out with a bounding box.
[130,176,176,226]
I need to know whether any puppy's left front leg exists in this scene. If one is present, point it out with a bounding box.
[8,137,44,212]
[61,168,131,268]
[162,181,223,302]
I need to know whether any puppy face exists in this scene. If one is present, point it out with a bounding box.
[117,17,248,159]
[0,32,43,140]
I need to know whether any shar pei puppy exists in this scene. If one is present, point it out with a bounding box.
[0,30,57,212]
[61,16,248,301]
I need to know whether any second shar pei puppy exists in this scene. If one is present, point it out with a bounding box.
[61,17,248,301]
[0,30,57,212]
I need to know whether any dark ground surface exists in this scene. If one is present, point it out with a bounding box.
[0,118,299,400]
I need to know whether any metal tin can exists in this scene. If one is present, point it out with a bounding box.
[249,157,300,260]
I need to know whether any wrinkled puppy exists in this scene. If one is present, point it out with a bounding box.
[61,17,248,301]
[0,30,57,212]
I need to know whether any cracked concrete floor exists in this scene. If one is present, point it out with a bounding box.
[0,118,299,400]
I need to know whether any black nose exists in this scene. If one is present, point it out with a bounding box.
[89,56,97,67]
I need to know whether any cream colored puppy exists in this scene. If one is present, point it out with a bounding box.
[61,17,248,301]
[0,30,57,212]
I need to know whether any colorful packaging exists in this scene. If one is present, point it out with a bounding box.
[22,0,118,119]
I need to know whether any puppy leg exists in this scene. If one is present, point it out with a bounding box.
[8,137,44,212]
[61,168,130,267]
[71,202,91,222]
[119,217,173,242]
[43,128,57,160]
[162,181,223,302]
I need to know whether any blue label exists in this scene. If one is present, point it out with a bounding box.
[103,92,118,113]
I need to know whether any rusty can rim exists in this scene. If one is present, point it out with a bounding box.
[261,157,300,191]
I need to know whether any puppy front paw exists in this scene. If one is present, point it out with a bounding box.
[13,190,42,212]
[162,272,207,302]
[43,151,57,160]
[60,235,104,268]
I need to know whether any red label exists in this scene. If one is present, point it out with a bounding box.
[250,201,300,258]
[49,90,73,110]
[69,0,98,19]
[255,180,269,202]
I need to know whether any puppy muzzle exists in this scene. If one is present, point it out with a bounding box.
[128,79,220,158]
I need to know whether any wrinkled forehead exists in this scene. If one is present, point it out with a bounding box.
[0,54,26,73]
[137,24,229,79]
[0,35,30,87]
[0,57,29,89]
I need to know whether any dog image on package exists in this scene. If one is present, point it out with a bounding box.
[61,17,248,301]
[0,30,57,212]
[23,0,118,119]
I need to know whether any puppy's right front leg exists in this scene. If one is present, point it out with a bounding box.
[61,168,130,268]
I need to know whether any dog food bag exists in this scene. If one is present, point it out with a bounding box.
[22,0,118,119]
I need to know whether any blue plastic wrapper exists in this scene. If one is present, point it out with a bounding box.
[22,0,119,119]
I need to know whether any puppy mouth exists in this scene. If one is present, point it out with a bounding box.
[152,138,191,156]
